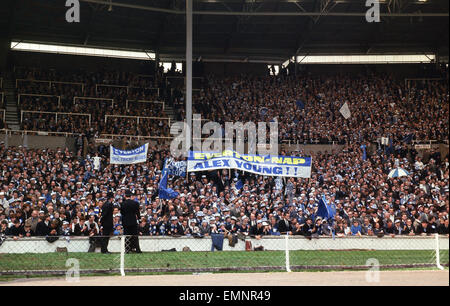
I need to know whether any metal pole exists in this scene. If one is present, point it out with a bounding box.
[435,234,444,270]
[186,0,193,154]
[285,234,291,272]
[120,235,126,276]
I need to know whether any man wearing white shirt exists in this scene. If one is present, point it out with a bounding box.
[414,157,424,170]
[93,153,101,171]
[0,192,8,210]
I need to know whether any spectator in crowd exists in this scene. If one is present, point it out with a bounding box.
[0,66,448,245]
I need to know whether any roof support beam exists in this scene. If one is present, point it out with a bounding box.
[79,0,449,17]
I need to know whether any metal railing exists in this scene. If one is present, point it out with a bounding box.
[73,96,114,107]
[18,93,61,107]
[412,139,449,146]
[16,79,85,92]
[125,99,164,110]
[127,86,160,96]
[21,110,92,125]
[0,234,447,276]
[104,114,170,126]
[0,129,79,137]
[97,134,173,142]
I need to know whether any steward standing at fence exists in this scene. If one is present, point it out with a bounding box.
[100,198,114,254]
[121,190,142,253]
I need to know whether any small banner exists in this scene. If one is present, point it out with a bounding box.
[339,102,351,119]
[110,143,148,164]
[165,158,187,177]
[187,150,311,178]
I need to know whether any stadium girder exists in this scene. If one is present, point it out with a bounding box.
[1,0,448,63]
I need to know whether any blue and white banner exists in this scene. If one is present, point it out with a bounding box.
[165,159,187,177]
[110,143,148,165]
[187,150,311,178]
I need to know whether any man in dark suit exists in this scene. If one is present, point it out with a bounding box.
[99,198,114,254]
[300,217,317,238]
[277,212,292,234]
[35,215,51,236]
[120,190,142,253]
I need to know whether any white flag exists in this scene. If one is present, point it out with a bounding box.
[339,102,351,119]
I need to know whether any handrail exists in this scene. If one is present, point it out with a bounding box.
[136,74,154,79]
[172,88,202,94]
[125,99,164,110]
[21,110,91,125]
[17,93,61,107]
[104,114,170,126]
[0,129,79,137]
[99,133,173,140]
[73,96,114,107]
[127,86,160,96]
[95,83,128,94]
[98,134,229,142]
[412,139,448,145]
[16,78,85,92]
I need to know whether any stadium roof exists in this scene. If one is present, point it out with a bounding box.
[1,0,448,63]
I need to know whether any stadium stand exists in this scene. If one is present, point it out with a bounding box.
[0,46,449,242]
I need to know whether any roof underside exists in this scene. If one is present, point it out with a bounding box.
[1,0,448,63]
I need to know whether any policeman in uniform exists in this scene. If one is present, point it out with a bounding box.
[100,198,114,254]
[120,190,142,253]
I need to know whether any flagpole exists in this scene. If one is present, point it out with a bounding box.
[186,0,192,155]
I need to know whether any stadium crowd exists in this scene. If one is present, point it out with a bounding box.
[0,65,448,242]
[16,67,170,137]
[0,140,448,240]
[11,66,449,147]
[193,72,449,145]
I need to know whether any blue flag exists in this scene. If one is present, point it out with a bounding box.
[326,201,336,220]
[316,195,329,219]
[158,159,179,199]
[158,171,179,199]
[235,179,244,190]
[260,107,269,117]
[360,144,367,161]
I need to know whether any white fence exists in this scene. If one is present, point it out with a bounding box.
[1,235,448,254]
[21,110,92,125]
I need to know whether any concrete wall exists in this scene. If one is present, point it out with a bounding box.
[0,236,447,254]
[1,133,76,151]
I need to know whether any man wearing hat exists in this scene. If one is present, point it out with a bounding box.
[168,216,182,236]
[250,220,265,238]
[120,190,142,253]
[277,212,292,234]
